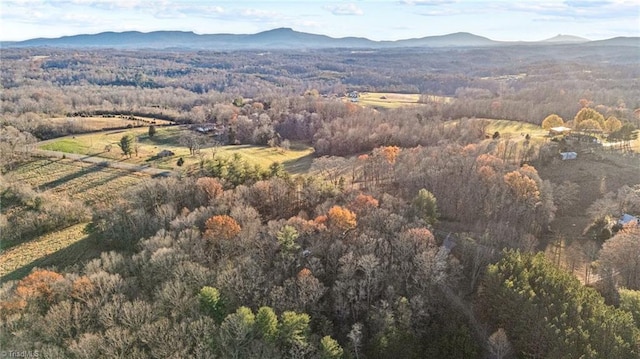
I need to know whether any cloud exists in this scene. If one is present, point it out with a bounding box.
[400,0,455,5]
[564,0,612,8]
[499,0,638,20]
[152,3,225,20]
[324,3,364,16]
[239,8,286,21]
[64,0,143,9]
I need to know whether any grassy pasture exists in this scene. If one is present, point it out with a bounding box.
[353,92,453,109]
[46,115,173,133]
[0,223,104,281]
[7,158,149,205]
[39,126,315,173]
[212,144,315,174]
[483,119,547,138]
[1,158,149,281]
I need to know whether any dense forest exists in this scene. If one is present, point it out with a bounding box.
[1,42,639,358]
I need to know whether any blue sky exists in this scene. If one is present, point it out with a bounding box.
[1,0,638,42]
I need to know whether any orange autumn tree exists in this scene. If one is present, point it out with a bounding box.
[377,146,401,164]
[349,194,379,213]
[503,171,540,203]
[327,205,357,232]
[204,215,241,241]
[297,268,312,279]
[503,165,541,205]
[71,276,94,302]
[14,270,64,307]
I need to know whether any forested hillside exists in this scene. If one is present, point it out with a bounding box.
[1,43,639,358]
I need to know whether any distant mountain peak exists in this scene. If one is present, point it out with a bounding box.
[268,27,294,32]
[543,34,589,43]
[4,28,632,50]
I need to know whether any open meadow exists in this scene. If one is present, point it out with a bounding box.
[0,223,103,281]
[350,92,452,109]
[5,157,150,204]
[1,158,152,281]
[39,126,315,173]
[45,115,174,132]
[483,118,548,138]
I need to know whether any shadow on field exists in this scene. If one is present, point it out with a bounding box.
[1,229,106,283]
[283,153,315,174]
[39,163,107,191]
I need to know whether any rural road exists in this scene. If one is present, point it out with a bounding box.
[33,148,174,177]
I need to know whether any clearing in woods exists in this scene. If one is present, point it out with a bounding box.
[3,128,314,280]
[6,158,150,205]
[45,115,174,132]
[538,151,640,284]
[39,126,315,173]
[0,223,103,281]
[483,119,548,138]
[350,92,453,109]
[1,158,151,281]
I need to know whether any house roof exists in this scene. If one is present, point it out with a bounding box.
[560,152,577,160]
[550,126,572,133]
[619,214,640,226]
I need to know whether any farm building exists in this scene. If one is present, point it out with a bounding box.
[347,91,359,102]
[549,126,572,136]
[193,123,225,135]
[157,150,175,158]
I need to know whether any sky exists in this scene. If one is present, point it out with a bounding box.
[1,0,639,42]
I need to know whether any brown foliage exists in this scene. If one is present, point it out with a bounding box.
[350,194,379,212]
[503,169,540,203]
[327,205,357,232]
[204,215,241,241]
[0,298,27,314]
[196,177,224,202]
[297,268,312,279]
[404,227,436,246]
[599,227,640,289]
[314,215,328,227]
[71,276,94,302]
[15,269,64,304]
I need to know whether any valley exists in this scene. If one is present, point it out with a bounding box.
[1,29,639,358]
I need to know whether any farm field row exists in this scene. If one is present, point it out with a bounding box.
[6,158,149,204]
[46,115,174,132]
[39,126,315,174]
[349,92,453,109]
[0,223,102,281]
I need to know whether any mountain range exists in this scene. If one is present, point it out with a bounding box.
[2,28,638,50]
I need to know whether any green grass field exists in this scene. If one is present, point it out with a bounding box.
[39,126,315,173]
[40,138,91,153]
